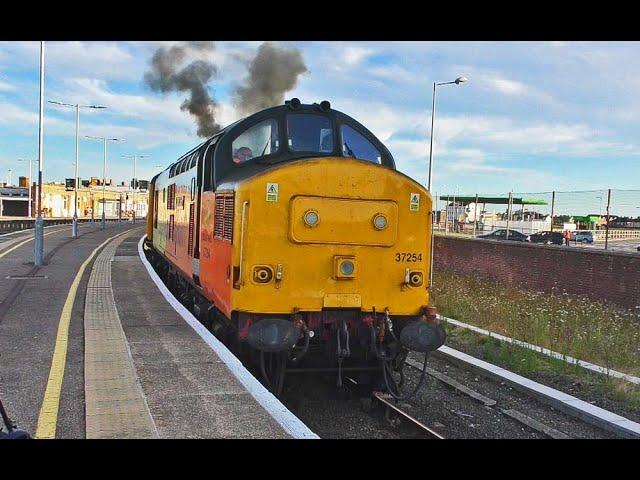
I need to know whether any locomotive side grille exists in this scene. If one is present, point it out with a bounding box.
[214,193,234,242]
[214,196,225,238]
[224,196,234,242]
[187,202,195,255]
[167,183,176,210]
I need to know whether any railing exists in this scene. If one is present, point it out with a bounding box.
[0,217,144,235]
[588,229,640,242]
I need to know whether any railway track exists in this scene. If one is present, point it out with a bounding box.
[371,390,445,439]
[283,346,631,438]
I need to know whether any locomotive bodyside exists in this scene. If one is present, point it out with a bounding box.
[146,100,444,394]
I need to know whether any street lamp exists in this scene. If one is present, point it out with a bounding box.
[427,76,468,291]
[34,41,45,267]
[85,136,122,230]
[17,159,37,217]
[122,154,149,224]
[48,100,106,238]
[427,76,468,191]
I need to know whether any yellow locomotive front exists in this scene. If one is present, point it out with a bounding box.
[230,157,432,316]
[216,102,445,394]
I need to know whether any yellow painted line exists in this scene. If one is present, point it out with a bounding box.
[34,229,133,439]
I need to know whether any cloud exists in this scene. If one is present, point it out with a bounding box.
[0,80,15,92]
[0,41,143,82]
[490,77,528,96]
[342,45,375,66]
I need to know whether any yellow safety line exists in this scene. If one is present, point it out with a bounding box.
[0,229,62,260]
[34,229,132,439]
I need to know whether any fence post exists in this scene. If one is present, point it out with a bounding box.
[473,193,478,237]
[452,192,456,233]
[443,195,448,235]
[605,188,611,250]
[550,191,555,232]
[505,192,513,240]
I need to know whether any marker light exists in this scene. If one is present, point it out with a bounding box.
[373,213,388,230]
[409,271,423,287]
[253,266,274,284]
[304,210,320,227]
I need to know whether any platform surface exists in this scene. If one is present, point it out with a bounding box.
[0,222,294,438]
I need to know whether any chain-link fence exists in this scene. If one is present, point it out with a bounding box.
[433,189,640,252]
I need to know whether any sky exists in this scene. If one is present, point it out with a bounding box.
[1,41,639,215]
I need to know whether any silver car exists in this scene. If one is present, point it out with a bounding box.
[573,231,594,243]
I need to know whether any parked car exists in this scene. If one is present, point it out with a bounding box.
[572,231,594,243]
[637,245,640,252]
[477,229,530,242]
[529,231,564,245]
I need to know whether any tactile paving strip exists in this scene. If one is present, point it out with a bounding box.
[84,232,159,439]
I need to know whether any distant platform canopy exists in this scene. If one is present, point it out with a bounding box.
[439,195,548,206]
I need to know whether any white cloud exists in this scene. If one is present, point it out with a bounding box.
[0,80,15,92]
[490,77,528,96]
[342,45,374,66]
[0,41,142,82]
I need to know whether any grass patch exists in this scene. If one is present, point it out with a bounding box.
[446,325,640,415]
[432,271,640,377]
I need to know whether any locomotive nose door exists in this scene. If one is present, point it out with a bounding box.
[288,196,398,247]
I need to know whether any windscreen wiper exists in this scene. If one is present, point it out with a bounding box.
[344,142,355,157]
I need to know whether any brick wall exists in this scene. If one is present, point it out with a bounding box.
[434,236,640,310]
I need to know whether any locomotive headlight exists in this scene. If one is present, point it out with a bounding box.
[373,213,388,230]
[303,210,320,227]
[339,260,355,276]
[334,256,356,279]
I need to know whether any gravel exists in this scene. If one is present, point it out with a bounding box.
[406,351,618,439]
[277,349,620,438]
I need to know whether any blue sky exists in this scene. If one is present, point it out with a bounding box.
[1,41,639,214]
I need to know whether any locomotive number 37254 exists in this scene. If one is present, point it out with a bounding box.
[395,252,423,262]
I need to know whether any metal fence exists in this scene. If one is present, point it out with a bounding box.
[434,189,640,252]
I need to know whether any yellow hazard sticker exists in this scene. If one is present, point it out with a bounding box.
[410,193,420,211]
[266,183,279,202]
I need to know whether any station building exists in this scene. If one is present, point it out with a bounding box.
[0,177,149,219]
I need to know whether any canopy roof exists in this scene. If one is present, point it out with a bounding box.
[439,195,548,206]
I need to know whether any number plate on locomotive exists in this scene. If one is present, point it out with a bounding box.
[395,252,423,262]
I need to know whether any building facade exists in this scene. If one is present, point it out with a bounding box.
[0,182,149,219]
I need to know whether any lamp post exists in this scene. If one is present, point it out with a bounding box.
[427,76,468,292]
[85,136,122,230]
[48,100,106,238]
[17,159,37,217]
[122,154,148,224]
[34,41,45,267]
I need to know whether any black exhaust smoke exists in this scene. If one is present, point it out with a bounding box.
[144,41,307,137]
[233,42,307,116]
[144,41,221,137]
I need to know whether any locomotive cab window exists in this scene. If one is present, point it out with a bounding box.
[231,119,279,164]
[341,124,381,164]
[287,114,334,153]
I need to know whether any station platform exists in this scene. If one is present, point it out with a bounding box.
[0,222,316,439]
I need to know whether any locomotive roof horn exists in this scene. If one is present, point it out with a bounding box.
[285,97,302,110]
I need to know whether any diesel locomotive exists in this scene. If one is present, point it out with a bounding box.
[145,99,445,397]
